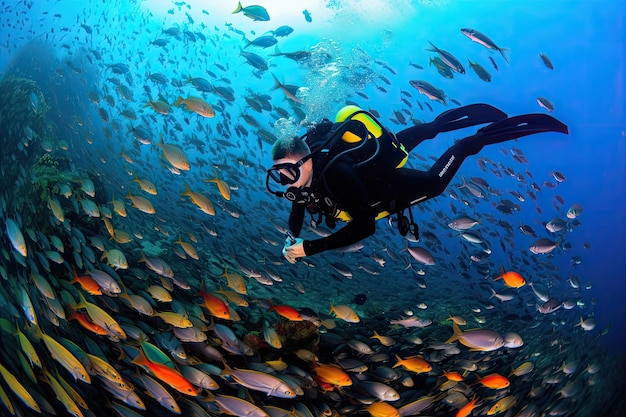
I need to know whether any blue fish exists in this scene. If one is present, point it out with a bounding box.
[303,9,312,22]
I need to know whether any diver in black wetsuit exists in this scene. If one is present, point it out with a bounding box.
[266,104,568,264]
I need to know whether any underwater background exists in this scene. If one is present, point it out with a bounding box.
[0,0,624,416]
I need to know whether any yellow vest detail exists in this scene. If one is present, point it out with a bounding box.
[330,106,409,222]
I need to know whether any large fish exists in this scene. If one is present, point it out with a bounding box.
[460,28,509,63]
[226,368,296,398]
[409,80,446,105]
[445,322,505,351]
[426,41,465,74]
[404,244,436,265]
[231,2,270,21]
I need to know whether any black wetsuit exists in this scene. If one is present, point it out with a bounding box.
[289,122,489,256]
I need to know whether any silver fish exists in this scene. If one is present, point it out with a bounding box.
[530,238,559,254]
[426,41,465,74]
[538,298,562,314]
[460,28,508,63]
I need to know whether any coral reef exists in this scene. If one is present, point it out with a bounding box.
[274,320,320,352]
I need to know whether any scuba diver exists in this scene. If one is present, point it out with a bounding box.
[266,103,568,264]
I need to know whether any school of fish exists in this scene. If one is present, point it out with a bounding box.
[0,1,620,417]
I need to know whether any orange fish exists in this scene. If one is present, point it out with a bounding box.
[456,395,480,417]
[67,308,108,336]
[196,282,231,320]
[131,351,198,396]
[495,266,526,288]
[70,267,102,295]
[443,370,464,381]
[313,363,352,386]
[393,355,432,373]
[475,373,510,389]
[366,402,401,417]
[269,300,303,321]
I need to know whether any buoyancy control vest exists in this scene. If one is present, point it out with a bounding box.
[302,106,409,226]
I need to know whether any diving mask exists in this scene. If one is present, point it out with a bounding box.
[266,153,313,186]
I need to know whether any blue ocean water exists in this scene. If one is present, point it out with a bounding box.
[0,0,625,416]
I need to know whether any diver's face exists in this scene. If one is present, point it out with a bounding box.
[273,155,313,188]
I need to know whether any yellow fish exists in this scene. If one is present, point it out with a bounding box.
[174,237,199,260]
[17,327,42,368]
[154,311,193,328]
[131,175,157,195]
[145,98,171,115]
[174,96,215,118]
[221,270,247,294]
[85,354,124,385]
[204,171,231,200]
[100,248,128,269]
[157,135,190,171]
[0,383,15,414]
[0,361,41,413]
[47,197,65,222]
[125,191,155,214]
[113,228,133,244]
[181,183,215,215]
[75,293,126,340]
[487,395,517,415]
[41,333,91,383]
[147,285,172,302]
[109,196,127,217]
[42,370,84,417]
[329,303,360,323]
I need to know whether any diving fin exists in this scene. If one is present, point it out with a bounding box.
[433,103,508,133]
[474,113,569,145]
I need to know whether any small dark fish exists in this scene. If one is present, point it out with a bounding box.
[489,56,499,71]
[429,56,454,79]
[244,34,277,49]
[409,62,424,70]
[551,171,566,183]
[538,298,562,314]
[303,9,312,22]
[537,97,554,112]
[272,25,293,37]
[540,52,554,69]
[271,46,311,63]
[353,294,367,305]
[519,224,536,237]
[107,63,130,74]
[239,50,268,71]
[467,58,491,82]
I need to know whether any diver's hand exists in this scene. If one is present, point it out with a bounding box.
[282,237,305,264]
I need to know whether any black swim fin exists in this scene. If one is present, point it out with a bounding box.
[433,103,508,133]
[474,113,569,145]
